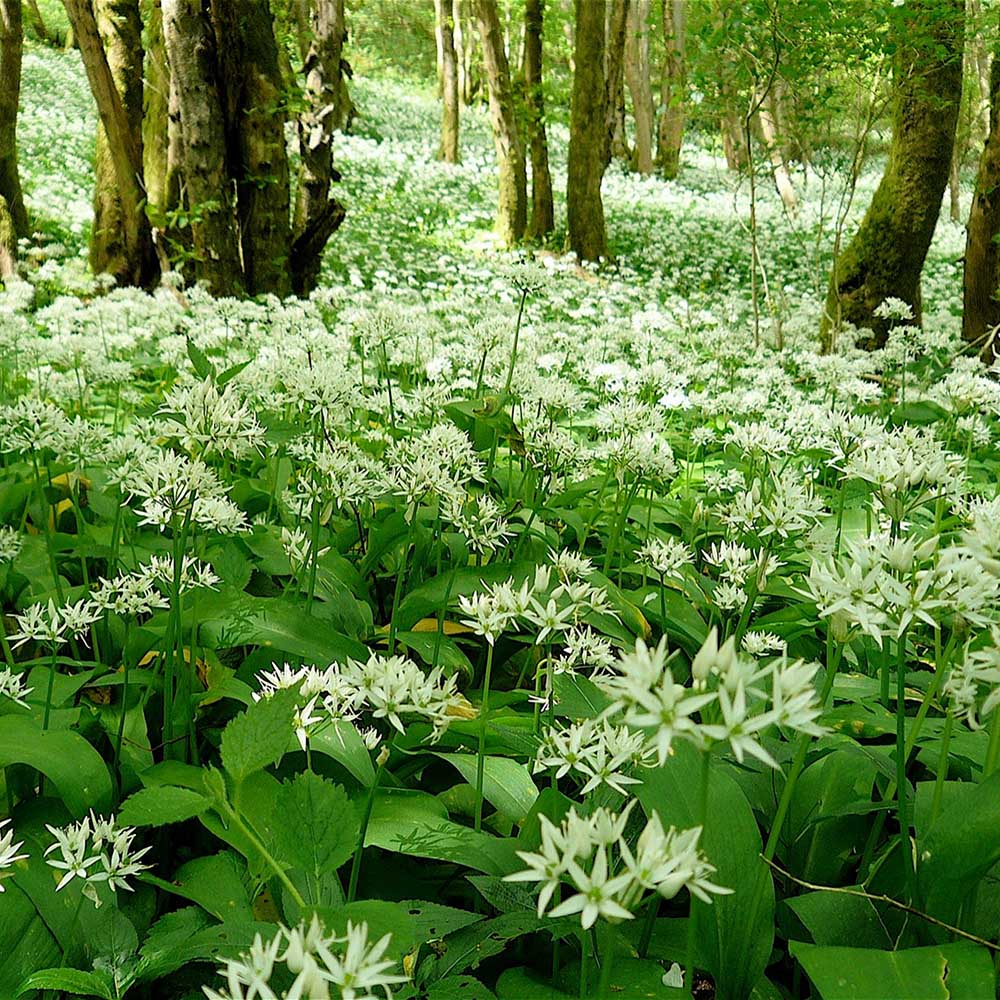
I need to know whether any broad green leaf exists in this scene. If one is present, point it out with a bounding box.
[436,752,538,823]
[786,891,893,950]
[312,901,417,961]
[16,967,114,999]
[427,975,497,1000]
[552,673,611,720]
[220,687,299,783]
[635,741,773,1000]
[558,957,685,999]
[271,772,359,879]
[0,882,60,997]
[790,942,995,998]
[495,967,569,999]
[919,770,1000,929]
[118,785,211,828]
[398,900,481,941]
[162,851,253,922]
[309,718,377,786]
[0,716,112,816]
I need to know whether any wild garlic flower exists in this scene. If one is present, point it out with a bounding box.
[0,819,28,890]
[944,634,1000,729]
[203,917,406,1000]
[0,668,33,708]
[599,637,715,764]
[7,597,100,649]
[534,719,653,795]
[505,804,728,930]
[280,526,331,575]
[158,378,263,459]
[45,812,151,904]
[0,525,23,562]
[637,536,693,579]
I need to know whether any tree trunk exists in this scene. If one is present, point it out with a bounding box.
[963,17,1000,361]
[90,0,145,282]
[476,0,526,245]
[0,195,15,279]
[655,0,684,177]
[567,0,607,261]
[143,0,169,215]
[0,0,28,239]
[24,0,53,43]
[605,0,629,164]
[161,0,243,295]
[523,0,553,238]
[64,0,157,286]
[291,0,348,295]
[456,0,475,105]
[436,0,460,163]
[624,0,653,174]
[822,0,963,350]
[211,0,292,297]
[758,87,798,215]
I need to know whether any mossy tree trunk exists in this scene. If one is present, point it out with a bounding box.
[142,0,169,215]
[161,0,243,295]
[476,0,526,245]
[605,0,629,164]
[0,0,28,241]
[64,0,158,287]
[625,0,653,174]
[291,0,348,295]
[436,0,460,163]
[523,0,553,239]
[963,13,1000,362]
[822,0,963,350]
[211,0,292,296]
[91,0,146,283]
[656,0,684,177]
[567,0,607,260]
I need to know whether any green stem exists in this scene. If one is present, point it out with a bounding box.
[579,928,589,999]
[475,643,496,833]
[684,751,712,991]
[347,741,391,902]
[597,922,616,999]
[928,710,954,828]
[985,707,1000,780]
[896,629,914,900]
[388,504,419,651]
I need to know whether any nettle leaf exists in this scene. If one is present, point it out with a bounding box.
[790,942,995,999]
[118,785,212,828]
[16,968,115,999]
[220,687,299,783]
[0,716,112,817]
[398,900,482,941]
[271,772,359,879]
[427,975,497,1000]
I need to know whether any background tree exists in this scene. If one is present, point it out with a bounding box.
[63,0,158,287]
[476,0,526,245]
[567,0,608,260]
[522,0,553,238]
[625,0,654,175]
[436,0,460,162]
[656,0,685,177]
[963,8,1000,362]
[822,0,964,349]
[0,0,27,277]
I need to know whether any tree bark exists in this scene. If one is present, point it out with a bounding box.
[456,0,475,105]
[963,14,1000,361]
[211,0,292,297]
[822,0,963,349]
[90,0,146,282]
[436,0,460,163]
[161,0,243,295]
[476,0,526,245]
[656,0,685,177]
[624,0,653,174]
[567,0,607,261]
[64,0,157,286]
[523,0,553,238]
[0,196,15,278]
[758,87,798,215]
[605,0,629,164]
[291,0,348,295]
[0,0,28,239]
[143,0,169,215]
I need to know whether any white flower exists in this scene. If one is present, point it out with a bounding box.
[0,820,28,890]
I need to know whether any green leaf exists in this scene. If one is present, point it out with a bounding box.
[186,338,215,380]
[398,900,481,942]
[0,716,112,816]
[919,770,1000,928]
[271,772,359,880]
[558,957,684,999]
[635,741,773,1000]
[309,719,377,786]
[790,942,996,998]
[16,968,114,999]
[785,891,893,950]
[552,673,611,720]
[0,883,59,997]
[436,752,538,823]
[220,687,299,783]
[161,851,253,922]
[495,967,569,999]
[427,975,497,1000]
[118,785,211,828]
